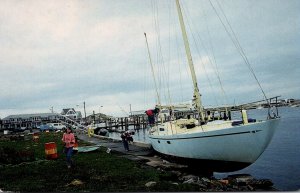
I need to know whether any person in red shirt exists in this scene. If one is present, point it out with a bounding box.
[145,107,160,126]
[62,127,75,168]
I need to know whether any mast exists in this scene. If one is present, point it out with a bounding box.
[144,32,162,107]
[175,0,205,122]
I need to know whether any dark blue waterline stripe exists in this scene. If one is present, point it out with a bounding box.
[149,130,262,140]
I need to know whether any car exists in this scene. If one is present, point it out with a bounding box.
[48,123,66,130]
[40,124,54,132]
[13,127,25,133]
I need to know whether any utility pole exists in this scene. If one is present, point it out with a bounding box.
[129,104,132,117]
[99,106,103,122]
[83,101,86,120]
[93,110,95,123]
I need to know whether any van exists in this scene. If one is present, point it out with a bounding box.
[40,124,54,132]
[48,123,66,130]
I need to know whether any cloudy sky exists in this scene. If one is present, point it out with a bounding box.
[0,0,299,118]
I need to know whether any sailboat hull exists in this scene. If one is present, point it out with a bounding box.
[149,118,280,164]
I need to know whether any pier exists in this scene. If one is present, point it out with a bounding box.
[90,96,282,134]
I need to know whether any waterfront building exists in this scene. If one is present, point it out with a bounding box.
[61,108,82,121]
[2,108,82,130]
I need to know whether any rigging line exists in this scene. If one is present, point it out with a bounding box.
[144,33,161,106]
[167,0,171,106]
[166,0,173,107]
[215,0,269,105]
[160,0,175,120]
[176,0,205,122]
[169,0,185,103]
[141,25,149,109]
[153,0,161,97]
[175,16,193,101]
[188,28,221,107]
[211,0,269,104]
[153,0,167,105]
[150,1,162,105]
[202,4,218,70]
[181,2,221,107]
[215,0,251,62]
[182,4,216,104]
[173,8,185,103]
[200,3,229,106]
[152,0,168,105]
[143,42,152,109]
[181,1,227,105]
[156,1,167,105]
[172,2,196,100]
[117,104,129,117]
[151,0,161,100]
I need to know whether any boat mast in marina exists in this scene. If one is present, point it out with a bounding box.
[175,0,204,123]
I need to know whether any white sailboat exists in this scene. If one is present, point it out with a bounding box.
[147,0,281,167]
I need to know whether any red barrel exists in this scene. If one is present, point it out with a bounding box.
[45,142,58,160]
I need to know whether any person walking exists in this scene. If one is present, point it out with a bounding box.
[121,131,131,151]
[62,127,75,168]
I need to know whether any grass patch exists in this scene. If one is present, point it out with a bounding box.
[0,132,200,192]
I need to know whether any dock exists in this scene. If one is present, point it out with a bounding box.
[76,133,153,157]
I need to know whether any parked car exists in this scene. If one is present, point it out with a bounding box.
[48,123,66,130]
[40,124,54,132]
[13,127,26,133]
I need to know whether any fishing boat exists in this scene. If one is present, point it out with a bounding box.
[146,0,281,168]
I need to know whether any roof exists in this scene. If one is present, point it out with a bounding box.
[3,113,62,120]
[61,108,75,115]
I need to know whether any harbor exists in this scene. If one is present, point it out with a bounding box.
[78,106,300,191]
[0,123,280,192]
[2,96,298,134]
[1,106,299,191]
[0,0,299,192]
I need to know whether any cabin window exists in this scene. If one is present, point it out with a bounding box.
[159,128,164,131]
[167,141,171,144]
[158,140,160,143]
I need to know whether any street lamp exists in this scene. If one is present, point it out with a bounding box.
[99,106,103,122]
[50,106,54,113]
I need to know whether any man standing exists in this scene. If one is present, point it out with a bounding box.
[145,107,160,126]
[121,131,131,151]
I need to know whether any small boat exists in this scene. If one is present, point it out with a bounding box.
[98,128,109,136]
[78,145,101,153]
[256,105,264,110]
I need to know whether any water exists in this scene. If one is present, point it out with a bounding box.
[108,107,300,191]
[108,127,150,143]
[215,107,300,191]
